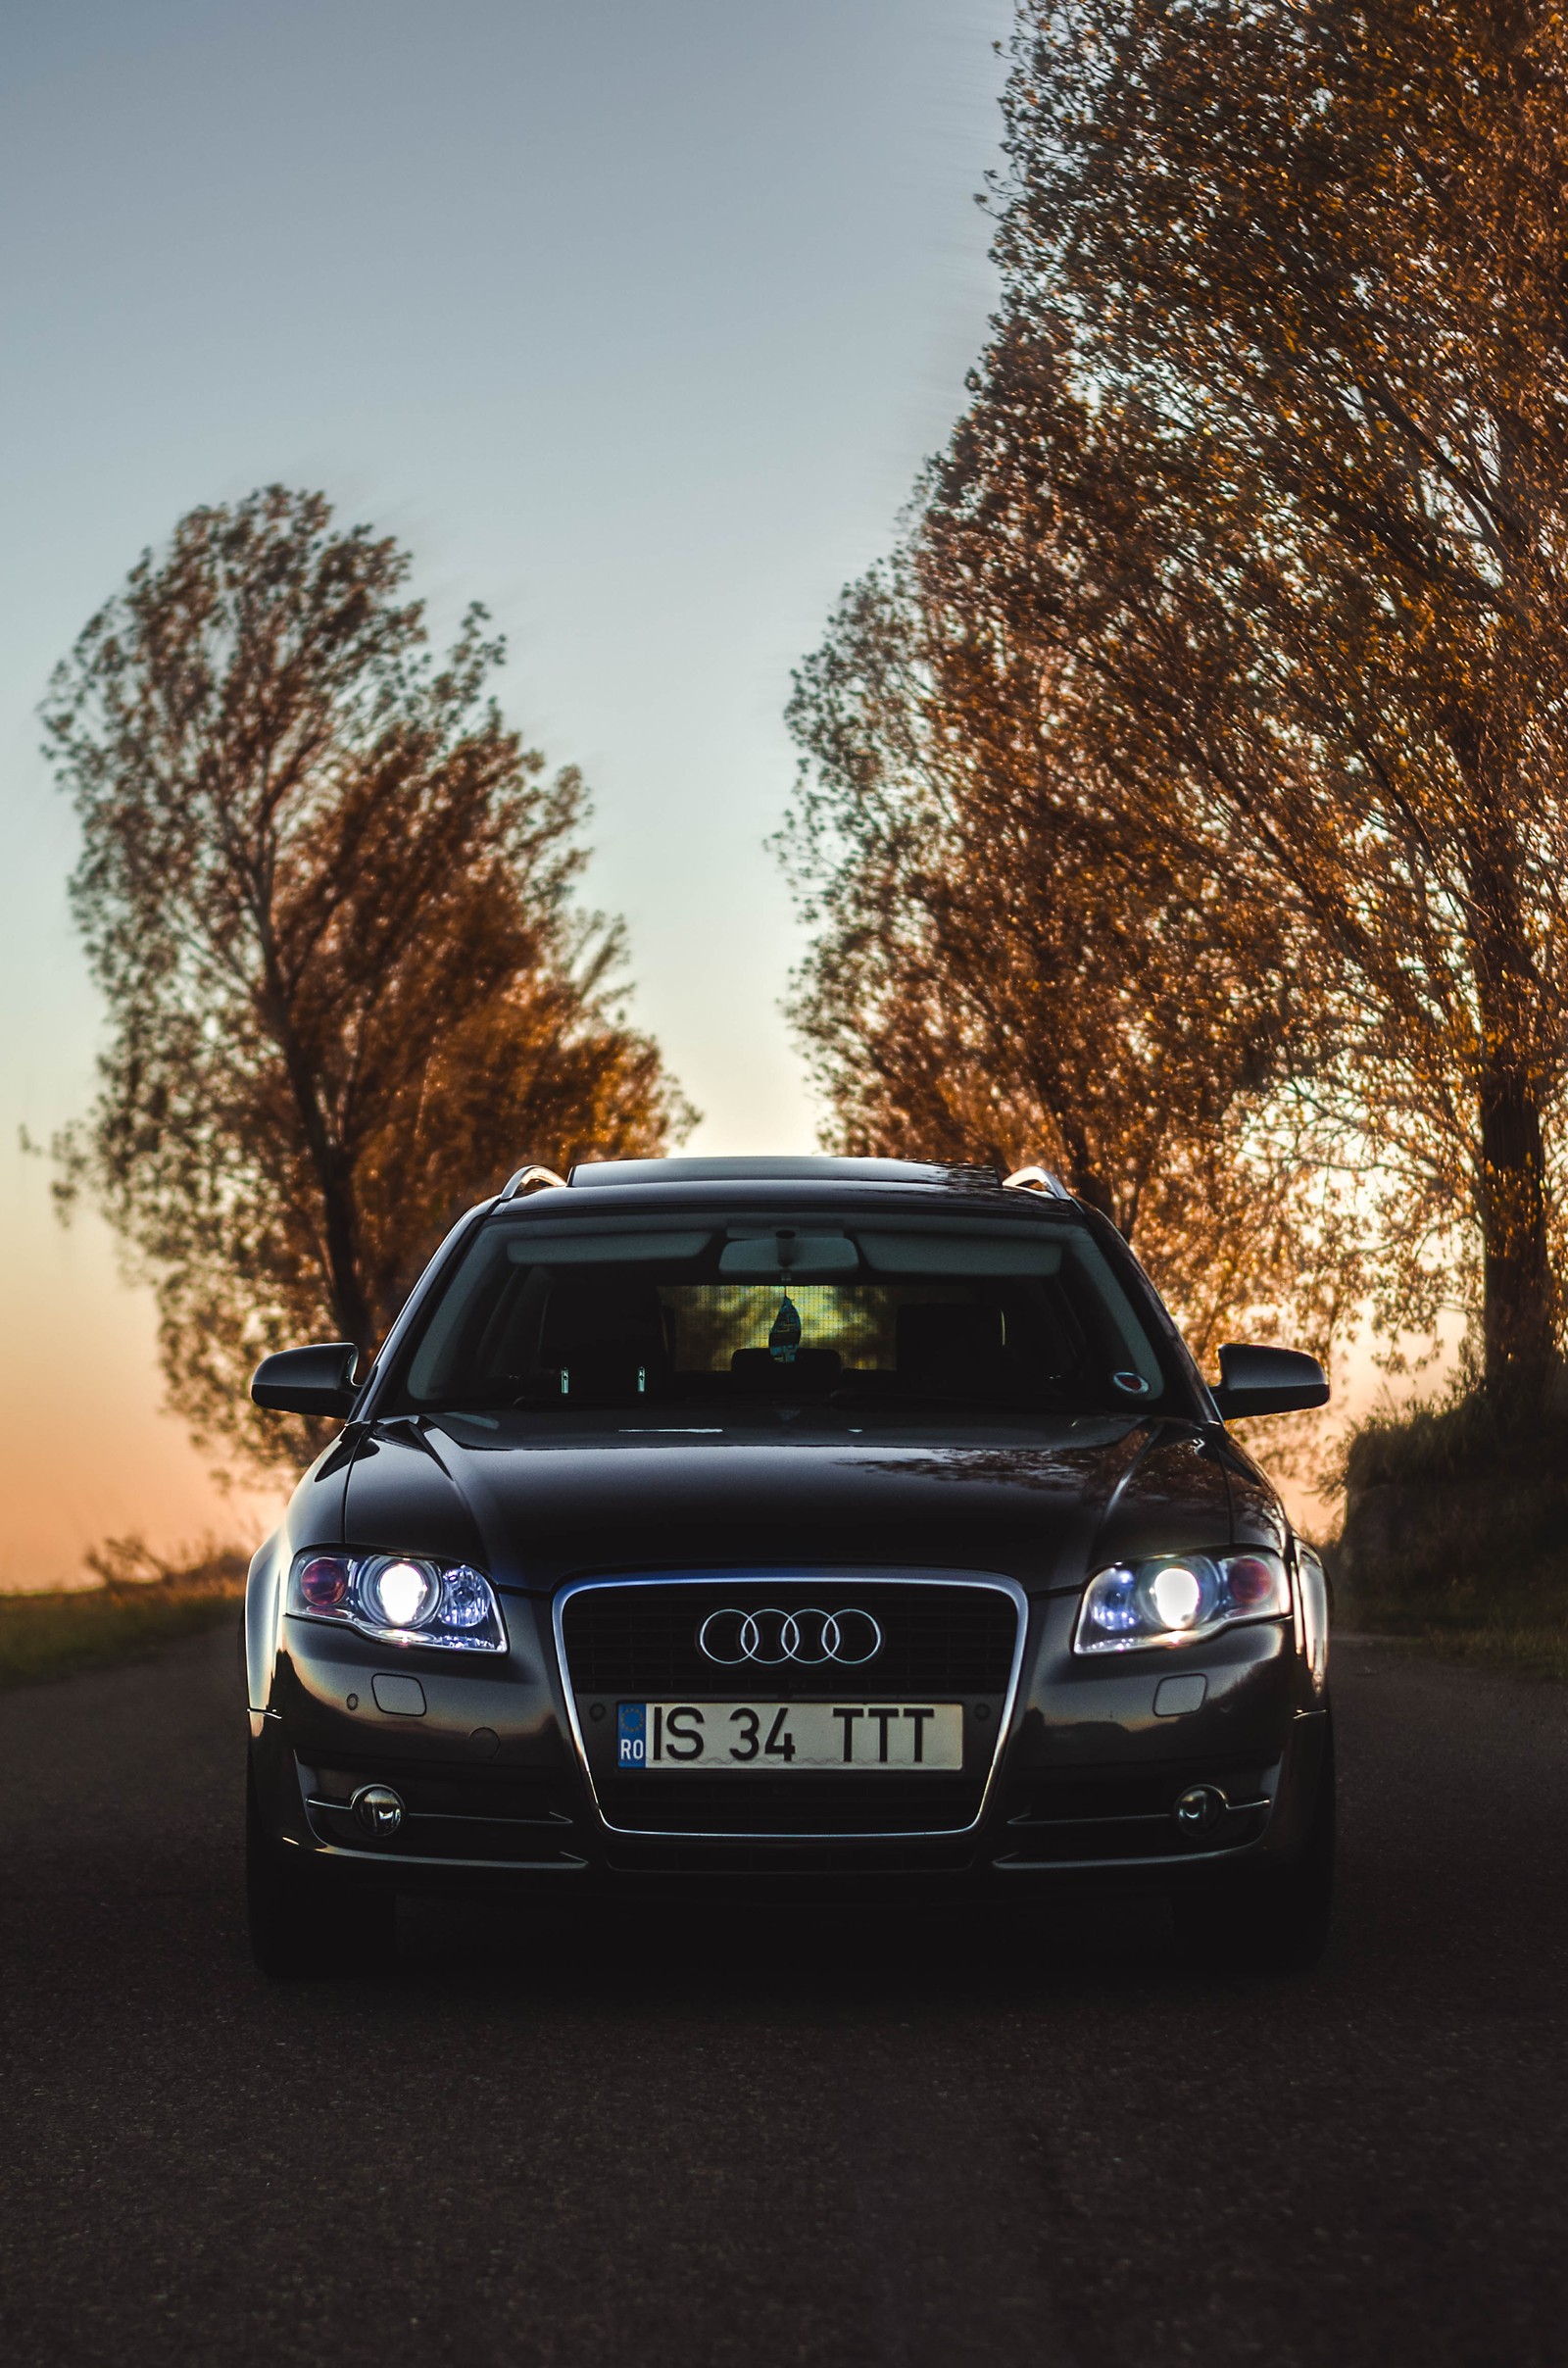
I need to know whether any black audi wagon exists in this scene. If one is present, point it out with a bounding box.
[244,1155,1333,1974]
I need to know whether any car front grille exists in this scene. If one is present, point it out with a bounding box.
[558,1574,1023,1839]
[559,1578,1018,1698]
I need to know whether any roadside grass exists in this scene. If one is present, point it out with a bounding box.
[1336,1392,1568,1683]
[1336,1581,1568,1684]
[0,1540,246,1691]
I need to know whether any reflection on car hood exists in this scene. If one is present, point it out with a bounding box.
[338,1413,1241,1593]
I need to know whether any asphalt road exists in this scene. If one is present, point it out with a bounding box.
[2,1625,1565,2368]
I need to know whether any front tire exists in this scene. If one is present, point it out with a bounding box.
[246,1760,396,1977]
[1172,1717,1336,1974]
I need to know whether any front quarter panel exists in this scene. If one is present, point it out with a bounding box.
[1215,1432,1292,1555]
[244,1432,359,1722]
[1015,1590,1296,1772]
[245,1539,282,1722]
[1296,1539,1330,1702]
[1089,1424,1233,1570]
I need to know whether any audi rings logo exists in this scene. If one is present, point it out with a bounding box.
[697,1606,884,1666]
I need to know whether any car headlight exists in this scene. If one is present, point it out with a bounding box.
[287,1552,507,1653]
[1073,1548,1290,1653]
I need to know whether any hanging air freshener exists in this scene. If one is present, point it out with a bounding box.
[768,1293,803,1363]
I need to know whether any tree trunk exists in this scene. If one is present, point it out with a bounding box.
[1054,1109,1116,1222]
[1475,1057,1553,1409]
[317,1159,377,1358]
[253,910,377,1359]
[1454,700,1556,1414]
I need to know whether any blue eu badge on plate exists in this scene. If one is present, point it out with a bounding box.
[617,1702,647,1768]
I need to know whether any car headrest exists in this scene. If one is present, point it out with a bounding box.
[538,1281,669,1365]
[896,1302,1004,1371]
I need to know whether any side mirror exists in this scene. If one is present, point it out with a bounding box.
[250,1342,361,1417]
[1212,1343,1329,1420]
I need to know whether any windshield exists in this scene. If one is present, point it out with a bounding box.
[386,1213,1170,1420]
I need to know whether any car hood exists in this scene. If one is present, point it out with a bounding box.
[337,1412,1244,1594]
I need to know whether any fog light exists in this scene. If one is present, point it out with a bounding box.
[1174,1784,1226,1833]
[351,1784,405,1839]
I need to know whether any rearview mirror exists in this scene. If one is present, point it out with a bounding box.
[1212,1343,1329,1420]
[250,1342,361,1416]
[718,1232,860,1279]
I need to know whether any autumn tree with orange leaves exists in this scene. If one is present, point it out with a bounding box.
[783,542,1355,1367]
[788,0,1568,1407]
[46,487,693,1469]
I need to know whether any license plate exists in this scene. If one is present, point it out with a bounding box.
[616,1701,962,1771]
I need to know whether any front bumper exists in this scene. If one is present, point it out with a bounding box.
[251,1572,1324,1886]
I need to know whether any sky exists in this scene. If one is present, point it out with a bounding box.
[0,0,1020,1586]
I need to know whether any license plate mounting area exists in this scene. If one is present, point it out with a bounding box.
[615,1700,962,1772]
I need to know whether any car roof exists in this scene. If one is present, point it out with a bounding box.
[569,1156,1017,1191]
[485,1154,1086,1224]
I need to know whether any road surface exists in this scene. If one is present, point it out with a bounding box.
[2,1624,1565,2366]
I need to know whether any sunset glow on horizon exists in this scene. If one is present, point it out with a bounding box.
[0,0,1012,1587]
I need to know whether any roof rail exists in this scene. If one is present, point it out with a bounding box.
[1002,1163,1072,1199]
[498,1163,568,1201]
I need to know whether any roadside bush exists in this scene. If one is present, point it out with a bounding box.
[1335,1392,1568,1678]
[0,1538,247,1691]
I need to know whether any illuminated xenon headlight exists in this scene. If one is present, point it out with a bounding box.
[1073,1549,1290,1654]
[366,1556,442,1630]
[286,1553,507,1653]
